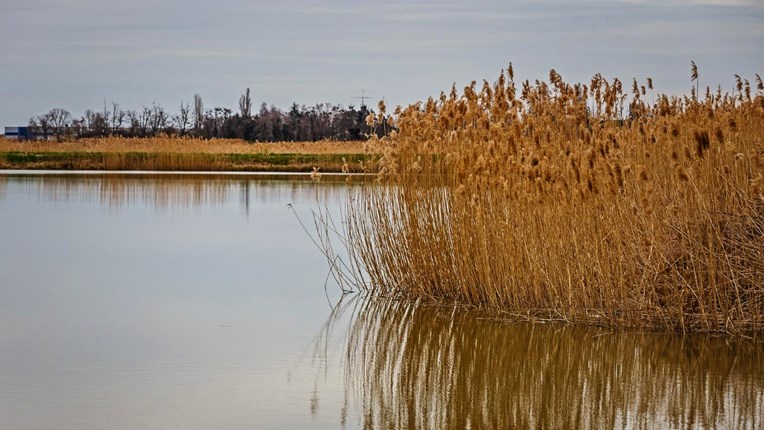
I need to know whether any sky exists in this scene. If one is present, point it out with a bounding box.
[0,0,762,126]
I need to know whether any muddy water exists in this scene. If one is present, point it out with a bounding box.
[0,172,761,430]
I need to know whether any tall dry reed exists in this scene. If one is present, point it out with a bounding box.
[326,66,764,333]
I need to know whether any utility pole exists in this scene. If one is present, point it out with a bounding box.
[353,89,373,109]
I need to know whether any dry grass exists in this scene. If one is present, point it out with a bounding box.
[0,137,370,172]
[325,66,764,334]
[0,136,367,155]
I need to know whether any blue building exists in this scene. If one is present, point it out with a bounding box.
[4,126,30,139]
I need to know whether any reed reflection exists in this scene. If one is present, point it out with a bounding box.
[3,173,352,211]
[335,297,762,430]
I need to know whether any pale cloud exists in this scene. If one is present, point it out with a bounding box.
[618,0,758,6]
[0,0,761,125]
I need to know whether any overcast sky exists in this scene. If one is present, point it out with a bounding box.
[0,0,762,126]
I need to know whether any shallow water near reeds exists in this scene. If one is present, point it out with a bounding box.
[0,172,761,430]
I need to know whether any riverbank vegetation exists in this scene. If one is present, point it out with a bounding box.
[327,65,763,334]
[0,137,372,172]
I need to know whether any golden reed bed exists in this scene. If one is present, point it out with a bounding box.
[323,65,764,334]
[0,137,370,172]
[0,136,367,155]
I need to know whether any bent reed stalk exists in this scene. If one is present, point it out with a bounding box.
[326,65,764,334]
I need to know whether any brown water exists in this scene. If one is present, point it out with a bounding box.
[0,172,761,430]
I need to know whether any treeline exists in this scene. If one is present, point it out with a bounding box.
[27,89,390,141]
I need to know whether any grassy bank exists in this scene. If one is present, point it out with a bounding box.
[0,151,373,172]
[324,68,764,334]
[0,137,374,172]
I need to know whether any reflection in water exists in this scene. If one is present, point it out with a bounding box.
[1,172,357,429]
[2,172,762,429]
[1,173,354,211]
[321,297,762,430]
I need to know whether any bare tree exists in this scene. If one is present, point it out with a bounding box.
[258,103,274,141]
[239,88,252,118]
[139,106,152,136]
[39,108,72,140]
[48,108,71,129]
[123,110,136,135]
[149,103,168,135]
[70,117,85,138]
[102,99,111,130]
[84,109,108,136]
[111,102,125,134]
[174,101,192,136]
[28,116,47,139]
[193,94,204,134]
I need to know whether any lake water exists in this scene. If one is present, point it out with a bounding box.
[0,172,762,430]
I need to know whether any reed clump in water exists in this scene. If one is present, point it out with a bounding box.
[335,66,764,333]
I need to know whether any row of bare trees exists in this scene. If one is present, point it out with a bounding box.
[27,89,385,141]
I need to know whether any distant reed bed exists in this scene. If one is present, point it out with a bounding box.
[0,137,370,172]
[325,66,764,333]
[0,136,367,154]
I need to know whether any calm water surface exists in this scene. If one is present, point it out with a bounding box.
[0,172,761,430]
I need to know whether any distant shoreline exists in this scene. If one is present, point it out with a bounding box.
[0,137,375,173]
[0,151,372,173]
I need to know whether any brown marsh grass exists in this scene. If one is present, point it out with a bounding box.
[0,137,369,172]
[325,66,764,334]
[0,136,367,155]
